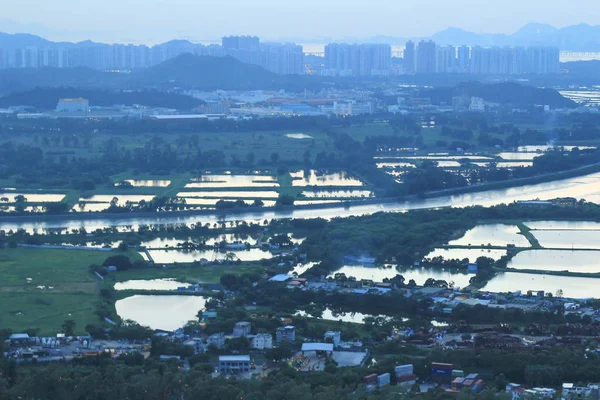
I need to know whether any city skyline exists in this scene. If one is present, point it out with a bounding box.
[0,0,600,44]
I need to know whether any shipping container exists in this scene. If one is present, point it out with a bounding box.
[432,368,452,375]
[466,373,479,380]
[364,374,378,384]
[397,374,417,383]
[378,373,391,388]
[395,364,414,377]
[432,362,453,370]
[463,379,474,387]
[451,369,464,377]
[366,384,376,392]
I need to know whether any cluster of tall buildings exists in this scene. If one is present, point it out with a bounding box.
[323,43,392,77]
[404,40,560,75]
[222,36,304,75]
[0,36,561,77]
[0,36,304,75]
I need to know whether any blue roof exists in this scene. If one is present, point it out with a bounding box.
[269,274,292,282]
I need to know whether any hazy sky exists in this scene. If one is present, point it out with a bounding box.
[1,0,599,44]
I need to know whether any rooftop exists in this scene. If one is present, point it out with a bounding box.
[301,343,334,352]
[59,98,88,103]
[9,333,30,340]
[269,274,292,282]
[219,355,251,362]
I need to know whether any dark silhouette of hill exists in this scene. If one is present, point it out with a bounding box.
[422,82,577,109]
[0,54,323,94]
[0,67,115,94]
[0,87,203,110]
[134,54,319,90]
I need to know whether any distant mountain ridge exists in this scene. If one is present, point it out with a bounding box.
[428,23,600,50]
[1,22,600,51]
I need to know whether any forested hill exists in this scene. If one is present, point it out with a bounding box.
[0,54,323,94]
[0,87,204,110]
[134,54,319,91]
[421,82,577,109]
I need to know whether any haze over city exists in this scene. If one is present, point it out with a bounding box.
[4,0,600,397]
[1,0,600,43]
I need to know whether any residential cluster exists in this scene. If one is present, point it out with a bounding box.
[0,35,304,75]
[0,34,560,77]
[402,41,560,75]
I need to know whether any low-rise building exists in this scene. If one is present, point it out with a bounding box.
[324,331,341,347]
[208,333,226,349]
[251,333,273,350]
[233,321,252,337]
[56,98,89,113]
[219,355,251,374]
[562,383,600,400]
[183,338,204,354]
[276,326,296,344]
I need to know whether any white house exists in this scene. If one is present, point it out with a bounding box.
[251,333,273,350]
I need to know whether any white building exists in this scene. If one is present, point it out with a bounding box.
[276,326,296,344]
[183,338,204,354]
[56,98,89,113]
[208,333,226,349]
[331,101,373,116]
[324,331,341,347]
[233,321,252,337]
[469,97,485,112]
[506,384,556,400]
[562,383,599,400]
[251,333,273,350]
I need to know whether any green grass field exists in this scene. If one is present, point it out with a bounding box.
[0,248,140,287]
[113,263,266,284]
[0,248,142,335]
[0,292,99,335]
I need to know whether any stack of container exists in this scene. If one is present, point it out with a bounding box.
[395,364,417,386]
[431,362,453,384]
[472,379,485,393]
[452,377,466,390]
[453,374,483,392]
[451,370,464,378]
[364,374,377,385]
[364,374,378,392]
[378,373,391,388]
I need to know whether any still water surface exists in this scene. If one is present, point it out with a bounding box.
[115,295,206,331]
[507,249,600,273]
[115,279,190,291]
[448,224,530,247]
[482,272,600,299]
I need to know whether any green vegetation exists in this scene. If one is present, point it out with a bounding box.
[517,222,541,248]
[0,247,140,286]
[0,87,203,110]
[0,247,141,335]
[0,292,98,335]
[112,263,266,284]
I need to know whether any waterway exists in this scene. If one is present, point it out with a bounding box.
[4,171,600,234]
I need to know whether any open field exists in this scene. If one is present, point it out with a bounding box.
[113,263,266,284]
[0,247,143,334]
[0,292,99,335]
[0,247,141,286]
